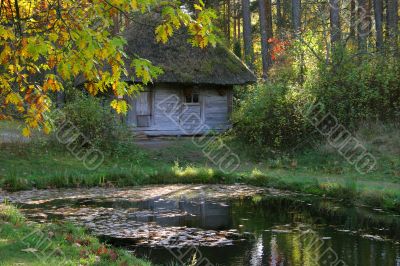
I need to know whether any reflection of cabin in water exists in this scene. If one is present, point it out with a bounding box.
[121,15,256,136]
[135,198,231,229]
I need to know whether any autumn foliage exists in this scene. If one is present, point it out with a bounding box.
[0,0,217,136]
[268,38,291,62]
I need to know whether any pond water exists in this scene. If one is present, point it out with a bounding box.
[2,185,400,265]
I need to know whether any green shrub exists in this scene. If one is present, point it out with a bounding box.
[232,82,309,152]
[51,93,132,152]
[308,54,400,128]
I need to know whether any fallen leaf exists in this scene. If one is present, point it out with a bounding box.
[21,248,38,253]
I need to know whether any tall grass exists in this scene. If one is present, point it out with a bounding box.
[0,203,25,224]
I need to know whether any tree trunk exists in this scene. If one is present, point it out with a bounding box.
[223,1,227,38]
[277,0,283,36]
[283,0,291,29]
[266,0,273,40]
[242,0,254,68]
[238,13,241,40]
[368,0,373,38]
[373,0,384,50]
[387,0,398,49]
[292,0,301,35]
[357,0,369,51]
[233,1,237,41]
[227,0,231,42]
[112,13,119,35]
[350,0,356,39]
[259,0,269,79]
[266,0,274,67]
[292,0,303,84]
[329,0,341,46]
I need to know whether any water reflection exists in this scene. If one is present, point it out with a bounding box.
[114,197,232,230]
[15,189,400,265]
[250,236,263,266]
[131,196,400,265]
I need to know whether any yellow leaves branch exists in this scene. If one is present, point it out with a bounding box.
[0,0,217,135]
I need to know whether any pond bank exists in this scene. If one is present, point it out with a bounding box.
[1,166,399,215]
[0,204,150,266]
[1,135,399,215]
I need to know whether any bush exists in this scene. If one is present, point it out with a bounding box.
[232,82,309,152]
[308,53,400,128]
[233,50,400,153]
[51,93,132,152]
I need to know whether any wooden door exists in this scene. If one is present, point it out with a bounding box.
[180,91,202,133]
[136,91,151,127]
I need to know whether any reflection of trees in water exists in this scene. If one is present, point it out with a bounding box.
[15,189,400,265]
[250,236,264,266]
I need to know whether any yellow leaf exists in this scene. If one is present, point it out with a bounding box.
[8,65,15,74]
[110,99,127,114]
[130,0,137,9]
[17,106,25,112]
[0,45,11,63]
[5,93,21,105]
[117,100,128,114]
[194,4,203,11]
[110,99,118,110]
[43,123,51,134]
[22,127,31,137]
[49,32,58,42]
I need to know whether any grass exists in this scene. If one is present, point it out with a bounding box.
[0,203,150,266]
[0,121,399,265]
[0,121,399,213]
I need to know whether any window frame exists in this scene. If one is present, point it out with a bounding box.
[183,90,200,105]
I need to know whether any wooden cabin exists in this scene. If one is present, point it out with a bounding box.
[80,14,256,136]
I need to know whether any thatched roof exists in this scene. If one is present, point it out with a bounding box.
[74,14,256,86]
[123,14,256,85]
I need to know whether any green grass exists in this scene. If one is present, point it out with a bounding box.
[0,204,150,266]
[0,121,399,266]
[0,121,399,213]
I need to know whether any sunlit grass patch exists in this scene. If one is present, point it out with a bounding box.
[0,203,25,225]
[173,162,214,180]
[0,204,150,266]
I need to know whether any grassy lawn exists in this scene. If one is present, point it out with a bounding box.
[0,204,150,266]
[0,121,399,212]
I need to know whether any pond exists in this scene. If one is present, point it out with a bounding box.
[2,185,400,265]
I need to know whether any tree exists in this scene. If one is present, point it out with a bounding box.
[234,0,242,58]
[357,0,370,50]
[227,0,232,42]
[283,0,291,30]
[276,0,283,35]
[350,0,356,39]
[373,0,384,50]
[292,0,301,35]
[265,0,273,67]
[329,0,341,46]
[265,0,273,41]
[0,0,217,136]
[242,0,254,68]
[259,0,269,79]
[387,0,399,49]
